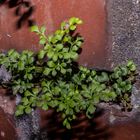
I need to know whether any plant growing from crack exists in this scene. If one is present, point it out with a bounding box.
[0,17,137,129]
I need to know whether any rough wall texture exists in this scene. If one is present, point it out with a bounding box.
[0,107,17,140]
[107,0,140,69]
[107,0,140,127]
[1,0,140,139]
[0,1,108,139]
[0,0,108,68]
[39,1,140,139]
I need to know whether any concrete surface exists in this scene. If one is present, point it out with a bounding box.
[107,0,140,69]
[107,0,140,113]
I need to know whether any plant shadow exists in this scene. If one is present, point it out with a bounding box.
[39,108,114,140]
[0,0,35,29]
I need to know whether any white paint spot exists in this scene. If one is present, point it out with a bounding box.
[1,131,5,137]
[7,34,12,38]
[110,114,116,123]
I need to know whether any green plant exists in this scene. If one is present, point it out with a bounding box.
[0,17,137,129]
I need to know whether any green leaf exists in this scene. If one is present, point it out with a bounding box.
[42,104,48,110]
[63,119,71,129]
[67,68,72,73]
[125,84,132,91]
[63,118,67,126]
[93,96,100,104]
[70,25,76,30]
[120,81,126,87]
[86,105,95,118]
[22,98,29,105]
[29,97,36,102]
[130,65,136,71]
[59,103,65,111]
[69,17,83,25]
[69,100,75,108]
[47,61,55,68]
[47,51,54,58]
[114,70,122,79]
[42,87,48,93]
[48,35,53,42]
[66,121,71,129]
[61,68,66,74]
[39,38,46,45]
[56,66,61,71]
[97,72,109,83]
[82,91,91,98]
[71,52,78,60]
[28,57,34,64]
[61,63,67,67]
[15,109,24,116]
[27,74,33,80]
[52,70,57,76]
[107,91,117,100]
[116,88,122,95]
[24,90,32,97]
[18,61,25,70]
[64,53,70,59]
[52,55,58,62]
[127,60,134,67]
[25,106,32,114]
[32,88,39,95]
[76,41,82,46]
[121,67,128,76]
[40,26,46,34]
[87,104,96,114]
[63,36,69,42]
[63,48,69,53]
[55,34,62,41]
[65,108,70,115]
[75,18,83,24]
[56,44,63,51]
[30,25,39,32]
[41,81,47,87]
[36,102,43,107]
[38,50,46,59]
[44,44,51,50]
[8,49,15,56]
[43,68,51,75]
[72,45,78,51]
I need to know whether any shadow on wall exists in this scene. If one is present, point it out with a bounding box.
[0,0,35,29]
[40,109,114,140]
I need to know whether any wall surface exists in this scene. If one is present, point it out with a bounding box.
[2,0,140,140]
[0,107,17,140]
[0,0,108,68]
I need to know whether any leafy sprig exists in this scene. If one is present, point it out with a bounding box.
[0,17,137,129]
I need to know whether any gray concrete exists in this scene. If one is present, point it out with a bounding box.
[0,65,11,82]
[107,0,140,120]
[107,0,140,69]
[16,110,40,140]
